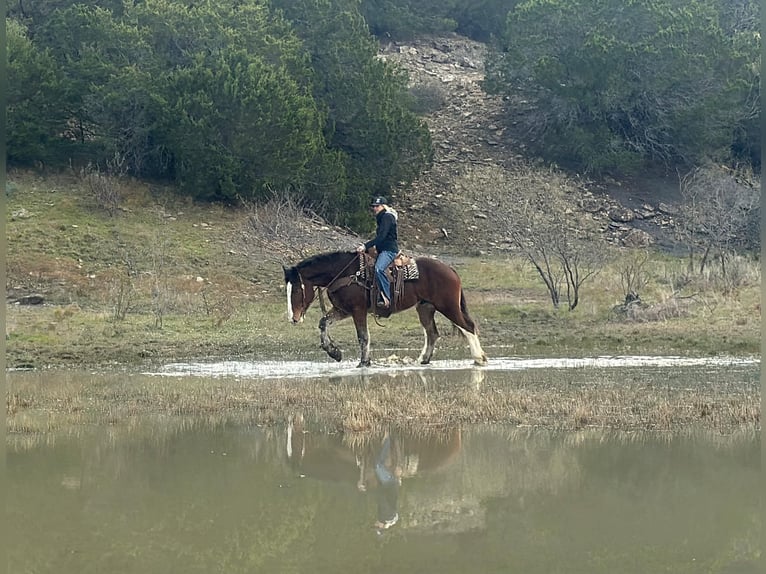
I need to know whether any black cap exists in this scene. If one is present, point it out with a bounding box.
[371,196,388,206]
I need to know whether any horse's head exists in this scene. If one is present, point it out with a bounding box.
[283,265,315,323]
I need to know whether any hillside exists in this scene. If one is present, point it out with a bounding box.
[378,34,683,256]
[6,35,761,370]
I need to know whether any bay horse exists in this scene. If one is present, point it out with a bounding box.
[283,251,488,367]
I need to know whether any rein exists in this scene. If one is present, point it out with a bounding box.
[297,253,363,315]
[325,254,363,293]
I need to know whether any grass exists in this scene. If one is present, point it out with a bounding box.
[7,364,759,437]
[6,169,761,369]
[5,169,761,435]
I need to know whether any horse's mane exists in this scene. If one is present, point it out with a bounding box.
[296,250,356,270]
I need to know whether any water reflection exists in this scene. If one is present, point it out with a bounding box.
[7,419,760,573]
[7,360,760,571]
[286,415,466,535]
[368,433,400,532]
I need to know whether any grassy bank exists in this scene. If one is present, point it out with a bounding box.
[7,363,760,437]
[6,170,761,435]
[6,170,761,369]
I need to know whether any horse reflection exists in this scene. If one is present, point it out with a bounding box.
[285,416,462,490]
[285,417,463,532]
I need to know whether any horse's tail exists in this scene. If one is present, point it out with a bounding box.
[459,288,479,335]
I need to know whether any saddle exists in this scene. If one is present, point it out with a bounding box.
[359,252,419,313]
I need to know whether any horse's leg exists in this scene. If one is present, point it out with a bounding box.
[456,325,488,366]
[416,302,439,364]
[352,310,371,367]
[434,291,488,366]
[319,308,348,362]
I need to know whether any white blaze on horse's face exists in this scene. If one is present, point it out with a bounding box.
[286,281,304,323]
[286,281,300,323]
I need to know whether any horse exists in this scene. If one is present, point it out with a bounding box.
[283,250,488,367]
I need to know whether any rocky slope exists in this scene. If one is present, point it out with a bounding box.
[377,34,683,256]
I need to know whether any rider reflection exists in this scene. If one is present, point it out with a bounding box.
[372,433,402,532]
[287,418,461,535]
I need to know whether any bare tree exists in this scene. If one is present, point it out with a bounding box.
[80,160,123,217]
[508,200,564,307]
[504,183,605,310]
[451,164,608,310]
[617,249,650,299]
[676,163,759,279]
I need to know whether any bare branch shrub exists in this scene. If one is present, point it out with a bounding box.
[242,188,359,261]
[458,165,607,310]
[408,79,447,115]
[621,296,693,322]
[110,264,136,321]
[715,254,761,291]
[246,189,306,245]
[676,163,759,282]
[201,288,235,328]
[149,230,174,328]
[80,156,127,216]
[617,249,650,298]
[694,254,760,294]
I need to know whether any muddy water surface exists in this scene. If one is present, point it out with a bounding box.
[7,357,761,573]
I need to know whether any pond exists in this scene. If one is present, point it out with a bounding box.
[6,357,761,573]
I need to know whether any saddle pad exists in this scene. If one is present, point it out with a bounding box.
[398,261,419,281]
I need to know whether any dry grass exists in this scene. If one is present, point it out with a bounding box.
[5,169,761,439]
[7,365,759,438]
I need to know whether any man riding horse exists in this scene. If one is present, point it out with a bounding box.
[284,196,488,366]
[356,196,398,310]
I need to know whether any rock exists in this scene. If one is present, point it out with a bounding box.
[612,291,643,317]
[14,294,45,305]
[11,208,31,220]
[621,228,654,247]
[658,202,679,215]
[581,198,605,213]
[608,207,634,223]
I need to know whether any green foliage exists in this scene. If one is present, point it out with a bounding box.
[160,48,325,200]
[120,0,332,201]
[7,0,432,228]
[361,0,458,40]
[30,5,156,168]
[452,0,523,42]
[6,19,63,164]
[272,0,433,225]
[484,0,761,174]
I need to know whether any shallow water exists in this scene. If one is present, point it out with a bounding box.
[7,425,761,573]
[146,354,758,379]
[7,357,761,573]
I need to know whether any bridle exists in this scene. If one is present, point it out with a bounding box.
[290,270,315,320]
[291,254,363,319]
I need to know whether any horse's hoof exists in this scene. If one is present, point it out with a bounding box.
[324,345,342,361]
[357,360,371,368]
[474,355,488,366]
